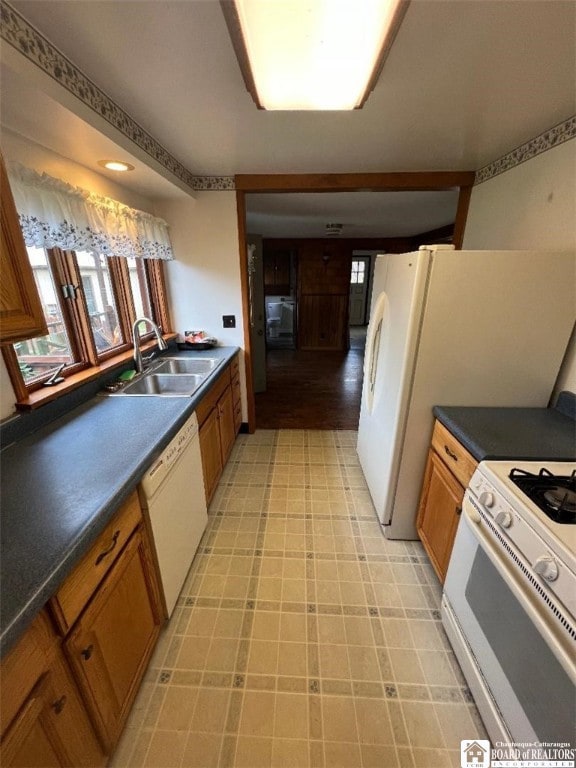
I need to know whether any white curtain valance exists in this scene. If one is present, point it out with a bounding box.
[7,162,174,260]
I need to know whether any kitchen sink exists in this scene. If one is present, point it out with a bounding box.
[116,373,206,396]
[151,357,222,375]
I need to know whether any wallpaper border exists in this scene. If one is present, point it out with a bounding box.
[475,116,576,185]
[0,1,235,192]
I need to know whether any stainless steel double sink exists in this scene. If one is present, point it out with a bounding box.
[111,356,223,397]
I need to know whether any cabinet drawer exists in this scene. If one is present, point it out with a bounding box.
[50,492,142,634]
[431,421,477,488]
[195,367,232,426]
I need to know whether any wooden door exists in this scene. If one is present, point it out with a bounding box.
[0,153,48,344]
[199,407,223,503]
[1,654,105,768]
[64,529,161,752]
[218,385,236,465]
[416,449,464,583]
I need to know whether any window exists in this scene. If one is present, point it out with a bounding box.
[77,251,124,354]
[350,259,366,284]
[14,247,77,384]
[5,246,171,396]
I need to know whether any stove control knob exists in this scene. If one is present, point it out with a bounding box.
[479,491,495,509]
[533,556,559,582]
[495,511,512,529]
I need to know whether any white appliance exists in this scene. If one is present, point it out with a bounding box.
[442,460,576,744]
[357,246,576,539]
[140,412,207,617]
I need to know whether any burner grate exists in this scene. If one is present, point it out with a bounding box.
[509,468,576,525]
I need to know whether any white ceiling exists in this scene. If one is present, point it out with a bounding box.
[245,190,460,238]
[1,0,574,237]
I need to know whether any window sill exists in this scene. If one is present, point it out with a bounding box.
[14,334,178,411]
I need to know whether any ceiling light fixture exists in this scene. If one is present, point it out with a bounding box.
[220,0,410,110]
[97,160,135,172]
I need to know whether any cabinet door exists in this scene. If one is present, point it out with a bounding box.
[1,654,104,768]
[218,385,235,465]
[0,153,47,344]
[263,249,291,295]
[416,449,464,583]
[64,528,161,753]
[199,407,223,504]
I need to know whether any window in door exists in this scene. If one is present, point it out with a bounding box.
[350,259,366,284]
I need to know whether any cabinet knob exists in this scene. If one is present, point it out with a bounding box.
[51,695,67,714]
[81,644,94,661]
[444,445,458,462]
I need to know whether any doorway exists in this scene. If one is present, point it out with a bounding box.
[235,173,475,432]
[349,256,370,325]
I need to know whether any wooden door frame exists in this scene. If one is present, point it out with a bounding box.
[234,171,475,433]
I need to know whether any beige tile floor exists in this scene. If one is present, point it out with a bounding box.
[112,430,487,768]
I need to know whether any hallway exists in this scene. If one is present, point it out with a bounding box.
[255,328,367,431]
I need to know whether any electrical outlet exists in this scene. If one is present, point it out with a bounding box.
[223,315,236,328]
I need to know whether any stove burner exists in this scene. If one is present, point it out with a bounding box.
[509,468,576,525]
[544,486,576,513]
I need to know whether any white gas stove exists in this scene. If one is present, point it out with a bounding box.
[469,460,576,615]
[442,459,576,746]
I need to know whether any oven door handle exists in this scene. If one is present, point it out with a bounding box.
[461,493,576,683]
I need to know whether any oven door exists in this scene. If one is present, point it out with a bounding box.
[443,493,576,745]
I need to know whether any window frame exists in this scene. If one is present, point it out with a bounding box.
[3,247,172,405]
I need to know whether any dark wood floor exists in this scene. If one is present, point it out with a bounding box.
[255,329,366,430]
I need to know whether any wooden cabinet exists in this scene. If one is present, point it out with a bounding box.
[297,241,351,351]
[63,527,161,752]
[217,384,235,463]
[416,421,477,583]
[0,152,48,345]
[199,407,224,504]
[263,248,292,295]
[231,354,242,434]
[0,612,105,768]
[197,356,240,503]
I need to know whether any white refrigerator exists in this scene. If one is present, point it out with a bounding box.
[357,245,576,540]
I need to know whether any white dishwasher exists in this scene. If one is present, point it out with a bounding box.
[140,412,207,617]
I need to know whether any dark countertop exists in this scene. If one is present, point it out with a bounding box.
[0,346,238,658]
[433,400,576,462]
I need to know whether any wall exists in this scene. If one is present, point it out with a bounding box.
[156,193,247,418]
[463,139,576,403]
[0,130,162,420]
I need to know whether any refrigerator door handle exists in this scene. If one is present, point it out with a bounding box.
[363,292,388,414]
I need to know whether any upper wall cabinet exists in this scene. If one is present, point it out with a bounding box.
[0,153,48,345]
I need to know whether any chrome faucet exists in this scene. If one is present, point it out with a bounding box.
[132,317,168,373]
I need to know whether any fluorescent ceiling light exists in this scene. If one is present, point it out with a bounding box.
[221,0,409,110]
